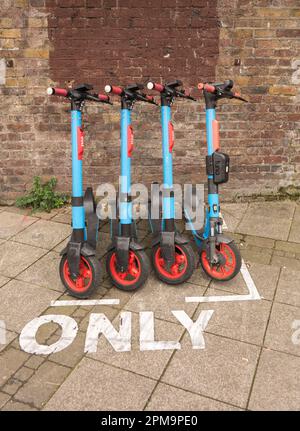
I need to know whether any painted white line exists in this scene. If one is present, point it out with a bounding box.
[50,299,120,307]
[0,320,6,345]
[185,260,261,304]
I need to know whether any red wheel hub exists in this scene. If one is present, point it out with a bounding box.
[201,242,236,280]
[63,256,93,293]
[154,245,188,280]
[109,251,141,286]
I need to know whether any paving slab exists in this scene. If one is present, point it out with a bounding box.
[0,275,10,288]
[0,211,37,240]
[210,262,280,301]
[14,367,34,382]
[25,355,45,370]
[16,251,64,293]
[162,332,260,408]
[275,240,300,254]
[44,358,157,411]
[145,383,242,411]
[48,331,87,369]
[0,330,17,353]
[51,208,71,225]
[0,392,10,409]
[53,237,69,254]
[248,349,300,411]
[201,290,271,345]
[124,275,206,324]
[186,266,211,287]
[288,204,300,243]
[237,201,295,240]
[87,312,184,380]
[12,219,71,250]
[221,203,248,233]
[0,348,29,387]
[14,361,71,409]
[243,235,275,249]
[0,241,47,278]
[275,267,300,307]
[264,302,300,357]
[2,399,38,411]
[2,377,23,395]
[0,279,60,332]
[270,254,300,271]
[240,243,272,265]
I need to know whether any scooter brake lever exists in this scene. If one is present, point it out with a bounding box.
[234,95,248,103]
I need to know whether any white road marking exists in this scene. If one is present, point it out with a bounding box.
[0,320,6,345]
[185,260,261,303]
[50,299,120,307]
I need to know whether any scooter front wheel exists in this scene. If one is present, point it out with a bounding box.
[106,249,150,291]
[152,243,195,285]
[200,240,241,281]
[59,254,101,298]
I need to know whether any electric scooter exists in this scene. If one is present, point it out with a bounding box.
[185,80,248,281]
[104,83,157,291]
[146,80,196,285]
[47,84,112,297]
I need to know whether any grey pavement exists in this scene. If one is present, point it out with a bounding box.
[0,201,299,410]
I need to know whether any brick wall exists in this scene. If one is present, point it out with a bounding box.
[0,0,299,203]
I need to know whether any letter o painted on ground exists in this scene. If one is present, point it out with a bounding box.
[19,315,78,355]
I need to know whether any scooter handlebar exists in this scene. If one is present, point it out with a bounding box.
[104,85,123,96]
[198,82,248,102]
[47,87,68,97]
[147,81,165,93]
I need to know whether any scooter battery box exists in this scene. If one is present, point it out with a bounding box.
[206,152,230,184]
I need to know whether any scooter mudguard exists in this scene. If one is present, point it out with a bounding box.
[60,241,95,258]
[66,241,82,278]
[84,187,98,249]
[113,236,130,272]
[160,231,175,268]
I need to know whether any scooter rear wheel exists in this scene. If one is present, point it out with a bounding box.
[200,240,241,281]
[152,243,195,285]
[106,249,150,291]
[59,254,101,298]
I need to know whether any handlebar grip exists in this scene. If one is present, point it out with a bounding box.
[104,85,123,96]
[98,94,110,102]
[198,83,216,93]
[147,82,164,92]
[47,87,68,97]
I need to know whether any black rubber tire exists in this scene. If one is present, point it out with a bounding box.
[59,254,101,299]
[106,248,150,291]
[152,242,196,285]
[200,240,241,282]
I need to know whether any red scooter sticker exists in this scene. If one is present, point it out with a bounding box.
[127,125,134,157]
[77,127,84,160]
[168,121,174,152]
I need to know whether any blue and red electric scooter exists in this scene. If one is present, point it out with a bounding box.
[47,84,112,297]
[104,83,157,290]
[184,80,247,281]
[146,80,196,284]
